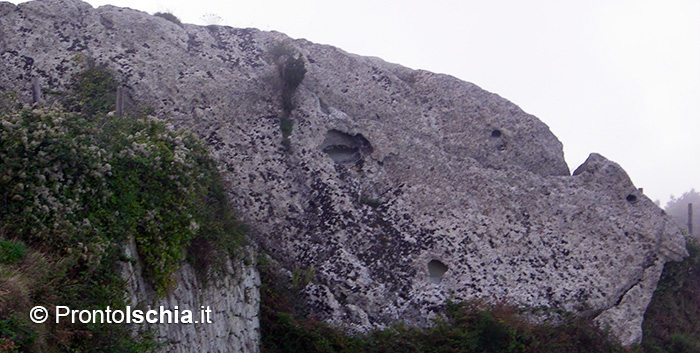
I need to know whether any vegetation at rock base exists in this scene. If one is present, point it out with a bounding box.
[260,237,700,353]
[0,63,245,351]
[259,255,626,353]
[642,236,700,353]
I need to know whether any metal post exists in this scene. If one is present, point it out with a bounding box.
[116,86,124,117]
[689,203,693,236]
[32,77,42,103]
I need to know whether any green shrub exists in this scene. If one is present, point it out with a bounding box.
[0,240,26,264]
[282,54,306,92]
[268,42,295,63]
[269,42,306,114]
[0,316,36,352]
[280,117,294,137]
[154,12,183,27]
[65,62,117,116]
[259,263,630,353]
[0,108,112,249]
[669,334,698,353]
[0,92,21,112]
[281,137,292,152]
[642,237,700,352]
[0,64,244,351]
[0,105,244,296]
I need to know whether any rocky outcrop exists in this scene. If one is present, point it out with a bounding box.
[0,0,688,346]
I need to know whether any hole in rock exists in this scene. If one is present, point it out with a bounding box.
[323,145,359,164]
[320,130,373,165]
[428,260,448,284]
[491,129,502,138]
[626,194,637,203]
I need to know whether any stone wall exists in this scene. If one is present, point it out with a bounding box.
[120,238,260,353]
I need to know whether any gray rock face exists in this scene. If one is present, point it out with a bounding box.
[0,0,688,346]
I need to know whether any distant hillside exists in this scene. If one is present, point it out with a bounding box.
[665,189,700,239]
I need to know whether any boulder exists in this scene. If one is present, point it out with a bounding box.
[0,0,687,345]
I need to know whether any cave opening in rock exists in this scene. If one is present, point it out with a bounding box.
[626,194,638,203]
[428,259,448,284]
[491,129,502,138]
[320,129,373,165]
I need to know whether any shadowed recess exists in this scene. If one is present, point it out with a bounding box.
[320,129,373,165]
[428,260,448,284]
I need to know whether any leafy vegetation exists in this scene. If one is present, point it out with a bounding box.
[279,53,306,115]
[269,42,307,96]
[0,63,244,351]
[259,257,629,353]
[65,59,118,116]
[281,53,306,93]
[154,12,183,27]
[642,237,700,353]
[269,42,306,150]
[259,237,700,353]
[0,240,26,264]
[280,117,294,151]
[280,117,294,138]
[201,13,223,26]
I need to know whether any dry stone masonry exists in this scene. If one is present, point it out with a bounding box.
[0,0,688,347]
[120,238,260,353]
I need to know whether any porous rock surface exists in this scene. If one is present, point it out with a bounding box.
[0,0,688,346]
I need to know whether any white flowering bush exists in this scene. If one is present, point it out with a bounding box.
[0,108,111,249]
[1,106,244,295]
[0,62,245,351]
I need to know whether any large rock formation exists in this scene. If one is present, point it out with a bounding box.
[0,0,688,346]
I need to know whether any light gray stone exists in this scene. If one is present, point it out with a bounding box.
[0,0,688,346]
